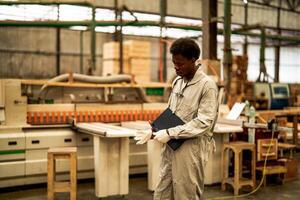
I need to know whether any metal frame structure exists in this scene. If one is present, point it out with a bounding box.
[0,0,300,84]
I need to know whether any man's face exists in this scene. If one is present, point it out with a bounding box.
[172,54,195,78]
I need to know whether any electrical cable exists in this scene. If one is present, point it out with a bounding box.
[207,122,277,200]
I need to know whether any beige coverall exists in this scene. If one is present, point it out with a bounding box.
[153,67,219,200]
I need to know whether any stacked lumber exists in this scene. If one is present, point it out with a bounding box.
[102,40,151,83]
[231,55,248,95]
[201,59,220,80]
[102,42,129,75]
[226,55,249,108]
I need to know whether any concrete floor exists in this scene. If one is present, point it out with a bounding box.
[1,155,299,200]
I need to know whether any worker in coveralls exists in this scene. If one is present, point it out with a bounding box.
[135,38,219,200]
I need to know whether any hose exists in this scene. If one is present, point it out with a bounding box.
[38,73,149,102]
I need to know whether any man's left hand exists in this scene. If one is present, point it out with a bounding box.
[153,129,170,143]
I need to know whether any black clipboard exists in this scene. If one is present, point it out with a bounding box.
[151,108,186,151]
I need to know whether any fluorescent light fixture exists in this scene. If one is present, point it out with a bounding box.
[59,5,91,21]
[165,16,201,26]
[96,8,115,21]
[0,5,58,21]
[165,28,200,38]
[122,26,160,37]
[70,26,87,31]
[95,26,115,33]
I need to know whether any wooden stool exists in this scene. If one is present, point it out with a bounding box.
[278,142,296,158]
[47,147,77,200]
[221,142,256,195]
[256,165,287,186]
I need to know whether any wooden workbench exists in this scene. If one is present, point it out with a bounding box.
[257,108,300,146]
[75,123,136,198]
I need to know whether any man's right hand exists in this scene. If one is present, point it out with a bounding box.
[134,129,153,145]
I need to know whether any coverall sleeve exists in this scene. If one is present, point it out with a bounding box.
[168,82,218,139]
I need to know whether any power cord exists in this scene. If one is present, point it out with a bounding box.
[207,121,277,200]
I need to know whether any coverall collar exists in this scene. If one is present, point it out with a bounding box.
[173,65,205,88]
[185,65,204,86]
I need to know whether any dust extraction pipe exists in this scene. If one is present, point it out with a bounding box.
[38,73,149,102]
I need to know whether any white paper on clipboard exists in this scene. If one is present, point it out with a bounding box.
[226,103,246,120]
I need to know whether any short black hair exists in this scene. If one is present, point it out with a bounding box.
[170,38,200,60]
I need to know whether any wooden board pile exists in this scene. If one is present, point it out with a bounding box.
[201,59,221,81]
[231,55,248,95]
[102,40,151,83]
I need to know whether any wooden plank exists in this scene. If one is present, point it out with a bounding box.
[70,152,77,200]
[119,137,129,195]
[53,181,70,192]
[103,42,129,59]
[256,166,287,174]
[47,153,54,200]
[108,138,120,195]
[48,147,77,154]
[93,136,129,197]
[21,79,171,88]
[124,40,151,58]
[257,109,300,116]
[94,135,108,197]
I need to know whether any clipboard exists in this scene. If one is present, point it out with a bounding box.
[151,108,186,151]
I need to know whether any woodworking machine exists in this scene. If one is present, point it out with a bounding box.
[0,76,169,188]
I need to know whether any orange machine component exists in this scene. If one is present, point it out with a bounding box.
[115,110,120,122]
[68,111,73,122]
[62,111,67,123]
[78,111,83,122]
[149,110,154,121]
[142,110,148,121]
[57,112,62,124]
[51,112,56,124]
[99,111,104,122]
[95,111,99,122]
[90,111,94,122]
[132,110,138,121]
[27,108,164,125]
[84,111,89,122]
[73,112,76,122]
[107,111,112,122]
[120,110,124,121]
[128,110,132,121]
[124,110,129,121]
[33,112,38,124]
[45,112,49,124]
[27,112,32,124]
[108,110,112,122]
[112,111,117,122]
[101,111,106,123]
[39,112,44,124]
[156,110,160,119]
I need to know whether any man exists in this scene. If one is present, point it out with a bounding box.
[135,38,218,200]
